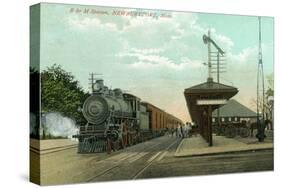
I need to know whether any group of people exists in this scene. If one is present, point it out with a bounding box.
[106,119,135,154]
[169,123,192,138]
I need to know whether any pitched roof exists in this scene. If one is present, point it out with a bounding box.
[184,78,238,94]
[212,99,257,118]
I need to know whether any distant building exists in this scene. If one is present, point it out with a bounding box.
[212,99,257,123]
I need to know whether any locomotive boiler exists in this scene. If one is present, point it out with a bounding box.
[83,92,133,127]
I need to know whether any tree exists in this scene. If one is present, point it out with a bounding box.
[41,64,90,125]
[265,73,274,128]
[266,73,274,97]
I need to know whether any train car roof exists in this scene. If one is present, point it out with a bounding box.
[141,101,163,111]
[123,93,140,100]
[141,101,183,123]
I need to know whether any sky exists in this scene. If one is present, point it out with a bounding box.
[38,3,274,122]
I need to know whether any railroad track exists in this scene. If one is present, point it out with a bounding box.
[132,139,179,179]
[86,137,170,181]
[86,136,180,182]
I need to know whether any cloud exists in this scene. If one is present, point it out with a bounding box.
[64,12,249,121]
[130,48,164,54]
[41,7,273,122]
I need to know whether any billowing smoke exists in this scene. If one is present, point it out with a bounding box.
[41,112,78,138]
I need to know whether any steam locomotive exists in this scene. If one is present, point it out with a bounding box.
[76,79,182,153]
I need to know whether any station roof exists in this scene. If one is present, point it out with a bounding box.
[212,99,257,118]
[184,78,238,95]
[184,78,238,122]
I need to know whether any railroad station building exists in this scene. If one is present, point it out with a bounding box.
[212,99,257,123]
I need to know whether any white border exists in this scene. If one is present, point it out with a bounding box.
[0,0,280,188]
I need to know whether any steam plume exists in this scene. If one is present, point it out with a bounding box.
[41,112,78,138]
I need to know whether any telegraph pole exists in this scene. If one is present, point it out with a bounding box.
[256,17,266,142]
[89,73,102,94]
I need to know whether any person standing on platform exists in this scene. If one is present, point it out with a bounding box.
[176,125,181,138]
[171,127,175,137]
[183,123,188,138]
[180,125,184,138]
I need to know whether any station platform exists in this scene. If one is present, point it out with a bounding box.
[174,134,273,157]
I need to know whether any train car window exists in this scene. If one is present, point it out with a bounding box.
[131,101,134,111]
[221,117,225,122]
[133,101,136,111]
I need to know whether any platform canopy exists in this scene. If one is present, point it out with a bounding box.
[184,78,238,146]
[184,78,239,123]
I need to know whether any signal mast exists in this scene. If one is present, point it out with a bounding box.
[203,30,226,82]
[203,30,226,130]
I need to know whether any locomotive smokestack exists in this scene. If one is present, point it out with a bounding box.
[93,79,104,92]
[96,79,104,88]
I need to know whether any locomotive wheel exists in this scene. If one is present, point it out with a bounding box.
[225,126,236,138]
[113,140,120,151]
[239,127,250,138]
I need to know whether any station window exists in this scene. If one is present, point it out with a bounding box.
[234,117,238,121]
[221,118,225,122]
[212,118,215,123]
[229,117,232,122]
